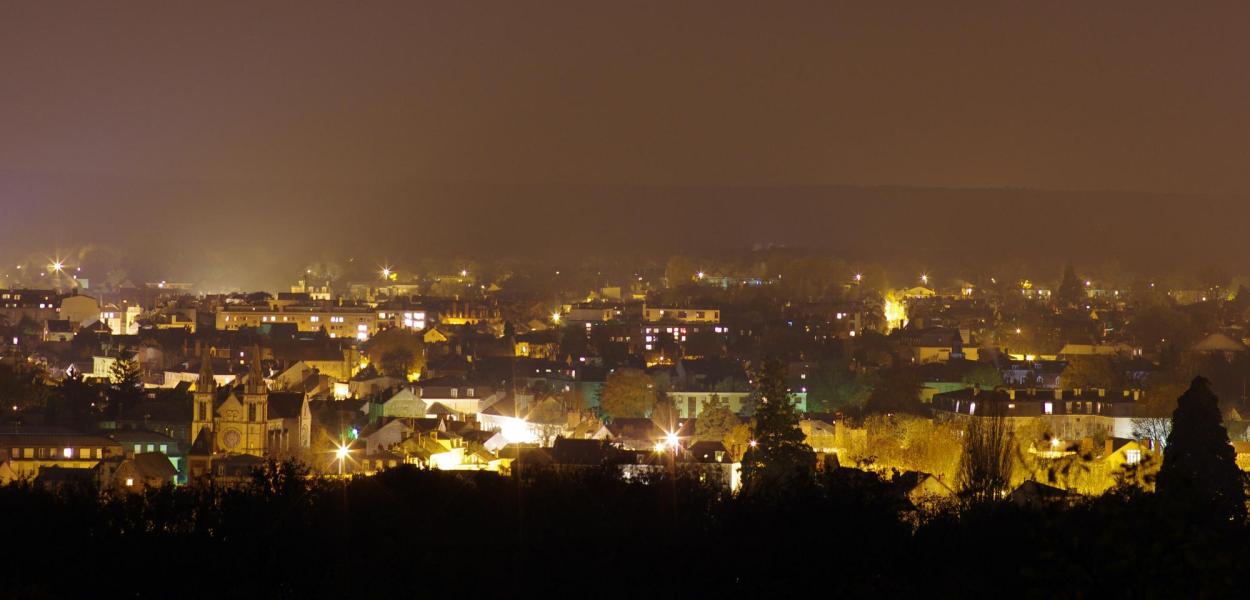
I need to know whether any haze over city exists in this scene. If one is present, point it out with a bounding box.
[4,1,1250,289]
[3,2,1250,597]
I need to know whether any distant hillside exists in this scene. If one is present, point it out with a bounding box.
[0,170,1241,289]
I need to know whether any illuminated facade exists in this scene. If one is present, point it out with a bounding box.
[191,349,270,458]
[377,309,427,331]
[0,289,59,326]
[101,303,142,336]
[0,433,124,481]
[642,305,720,323]
[932,387,1139,440]
[217,305,379,340]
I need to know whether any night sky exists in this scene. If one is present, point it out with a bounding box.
[1,1,1248,288]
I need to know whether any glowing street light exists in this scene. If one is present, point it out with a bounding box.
[460,269,468,278]
[920,273,929,285]
[334,443,350,476]
[854,273,863,282]
[551,311,562,323]
[50,260,64,273]
[664,431,679,450]
[380,266,392,280]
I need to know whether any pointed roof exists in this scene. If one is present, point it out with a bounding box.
[267,392,306,419]
[189,427,214,456]
[131,452,177,480]
[246,345,266,395]
[197,345,217,393]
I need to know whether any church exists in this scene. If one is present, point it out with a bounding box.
[187,346,310,482]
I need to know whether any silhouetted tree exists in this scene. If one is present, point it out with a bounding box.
[957,401,1013,503]
[863,366,924,415]
[1157,377,1246,522]
[1056,263,1085,309]
[741,358,815,497]
[106,358,142,419]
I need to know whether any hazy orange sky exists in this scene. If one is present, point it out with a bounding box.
[1,1,1248,287]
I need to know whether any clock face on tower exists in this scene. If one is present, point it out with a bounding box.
[223,429,241,449]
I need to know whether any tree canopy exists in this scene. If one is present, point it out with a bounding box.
[599,368,656,420]
[695,394,739,442]
[365,328,427,380]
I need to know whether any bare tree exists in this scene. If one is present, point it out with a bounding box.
[957,403,1014,503]
[1132,417,1173,449]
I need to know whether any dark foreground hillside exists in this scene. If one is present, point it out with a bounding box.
[1,463,1244,598]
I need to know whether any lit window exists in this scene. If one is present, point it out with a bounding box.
[1044,402,1053,415]
[125,478,134,487]
[63,447,73,458]
[1125,449,1142,465]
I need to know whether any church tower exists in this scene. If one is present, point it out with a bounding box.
[191,345,217,449]
[240,345,269,456]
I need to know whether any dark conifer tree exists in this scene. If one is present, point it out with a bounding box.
[741,358,815,497]
[1056,263,1085,309]
[1157,376,1246,522]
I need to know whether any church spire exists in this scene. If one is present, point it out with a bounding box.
[197,344,216,393]
[246,345,266,395]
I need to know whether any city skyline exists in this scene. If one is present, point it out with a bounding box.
[2,3,1249,596]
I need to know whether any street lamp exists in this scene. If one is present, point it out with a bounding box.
[920,273,929,285]
[335,443,350,476]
